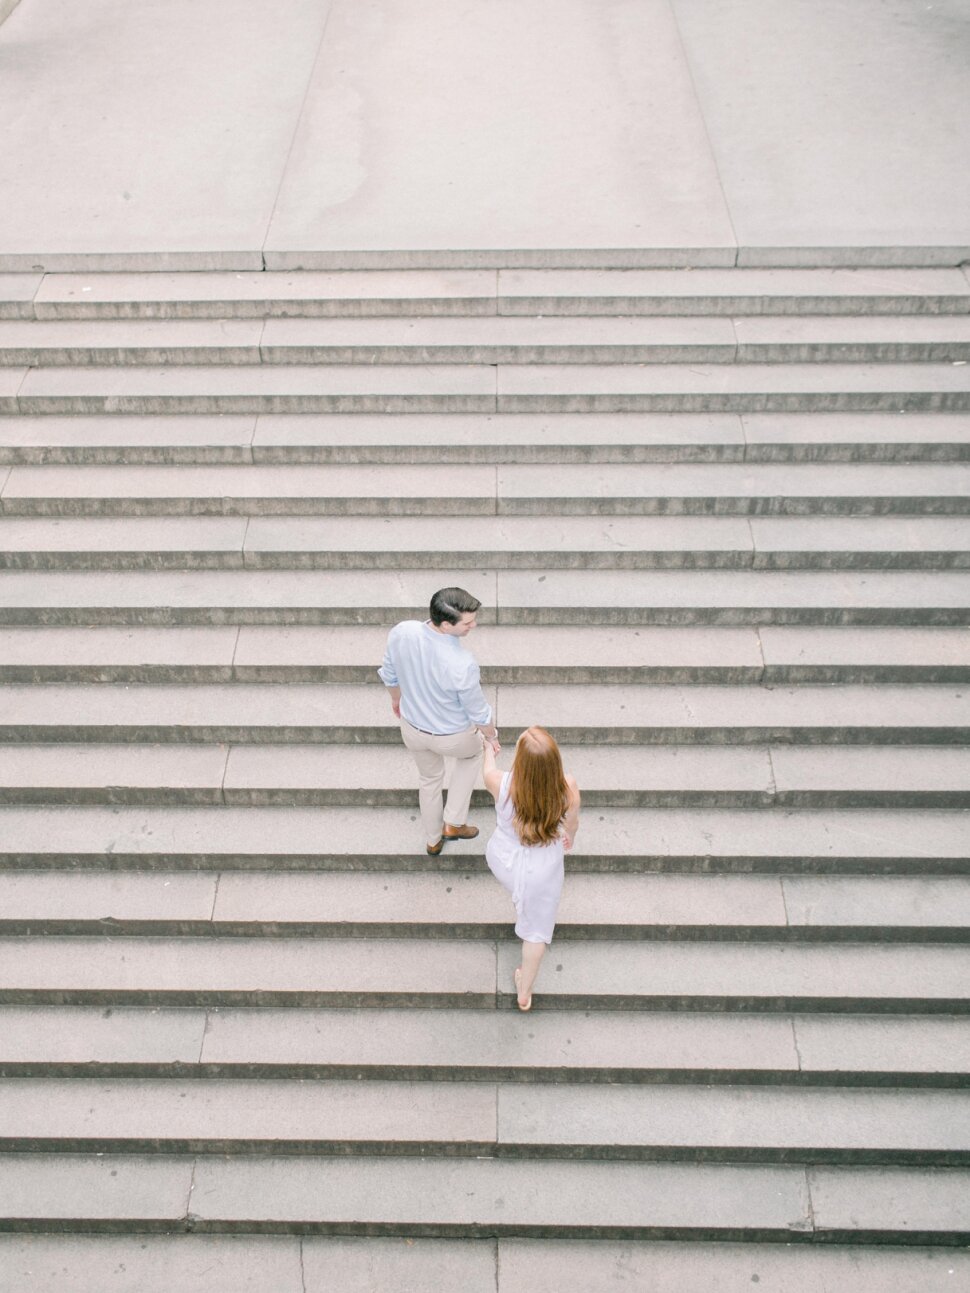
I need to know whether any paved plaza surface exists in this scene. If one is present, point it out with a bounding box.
[0,0,968,267]
[0,1,969,1289]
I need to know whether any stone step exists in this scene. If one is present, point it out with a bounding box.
[0,1236,966,1293]
[1,804,966,877]
[3,568,966,626]
[3,869,968,942]
[3,412,968,466]
[0,743,966,811]
[7,267,969,320]
[7,361,970,416]
[4,315,970,366]
[3,1153,967,1242]
[1,625,967,685]
[0,682,965,745]
[2,515,967,571]
[4,462,967,518]
[4,1006,966,1086]
[1,1078,966,1166]
[1,936,967,1012]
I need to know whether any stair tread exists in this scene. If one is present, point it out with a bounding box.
[0,682,965,735]
[0,624,965,672]
[0,743,968,808]
[14,265,970,310]
[1,1078,966,1151]
[12,360,970,401]
[2,515,968,558]
[5,316,970,366]
[4,1007,967,1076]
[2,569,967,616]
[3,1237,966,1293]
[5,460,969,498]
[497,362,970,397]
[2,1154,967,1235]
[3,412,969,459]
[2,937,966,1001]
[1,804,965,863]
[4,870,970,929]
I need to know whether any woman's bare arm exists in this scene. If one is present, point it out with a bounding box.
[562,775,581,849]
[481,736,504,799]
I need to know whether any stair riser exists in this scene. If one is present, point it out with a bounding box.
[3,445,968,466]
[4,854,966,876]
[4,665,966,685]
[3,1218,969,1245]
[2,608,966,628]
[0,1138,964,1168]
[22,296,970,321]
[3,551,965,573]
[2,1061,965,1088]
[5,344,970,367]
[3,497,967,517]
[0,787,966,811]
[1,989,965,1014]
[1,919,967,943]
[12,393,970,416]
[1,726,965,746]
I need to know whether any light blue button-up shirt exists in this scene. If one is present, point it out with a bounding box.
[378,620,492,734]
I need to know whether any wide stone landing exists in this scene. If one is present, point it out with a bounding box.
[0,1,967,267]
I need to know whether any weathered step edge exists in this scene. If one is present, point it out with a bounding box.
[0,1215,967,1247]
[1,551,966,573]
[0,724,964,746]
[9,392,970,417]
[1,989,967,1014]
[3,443,969,466]
[2,244,969,271]
[0,1137,965,1169]
[0,918,967,943]
[2,608,966,628]
[3,664,966,685]
[3,852,967,877]
[2,1059,966,1089]
[0,788,966,811]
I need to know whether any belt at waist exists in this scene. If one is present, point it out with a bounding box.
[405,719,467,738]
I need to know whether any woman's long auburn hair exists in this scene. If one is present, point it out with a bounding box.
[508,726,569,847]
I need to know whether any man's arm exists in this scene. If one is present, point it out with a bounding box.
[458,682,499,750]
[377,630,401,718]
[455,655,500,749]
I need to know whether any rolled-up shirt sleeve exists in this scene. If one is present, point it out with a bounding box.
[377,634,398,687]
[455,657,492,726]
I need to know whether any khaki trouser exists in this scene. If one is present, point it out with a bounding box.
[400,719,482,842]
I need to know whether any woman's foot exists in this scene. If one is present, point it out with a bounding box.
[513,967,532,1011]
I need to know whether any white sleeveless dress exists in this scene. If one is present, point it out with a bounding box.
[485,772,565,945]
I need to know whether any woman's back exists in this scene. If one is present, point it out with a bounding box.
[486,771,565,945]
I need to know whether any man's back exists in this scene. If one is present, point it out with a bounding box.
[379,618,490,735]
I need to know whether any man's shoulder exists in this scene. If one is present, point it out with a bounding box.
[388,619,425,641]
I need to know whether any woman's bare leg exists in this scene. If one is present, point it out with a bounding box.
[516,940,546,1007]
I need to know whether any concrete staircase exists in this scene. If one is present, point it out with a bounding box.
[0,266,969,1289]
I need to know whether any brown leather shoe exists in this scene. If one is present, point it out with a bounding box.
[442,824,479,841]
[426,837,444,856]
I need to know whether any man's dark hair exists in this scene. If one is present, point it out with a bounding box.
[430,587,481,626]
